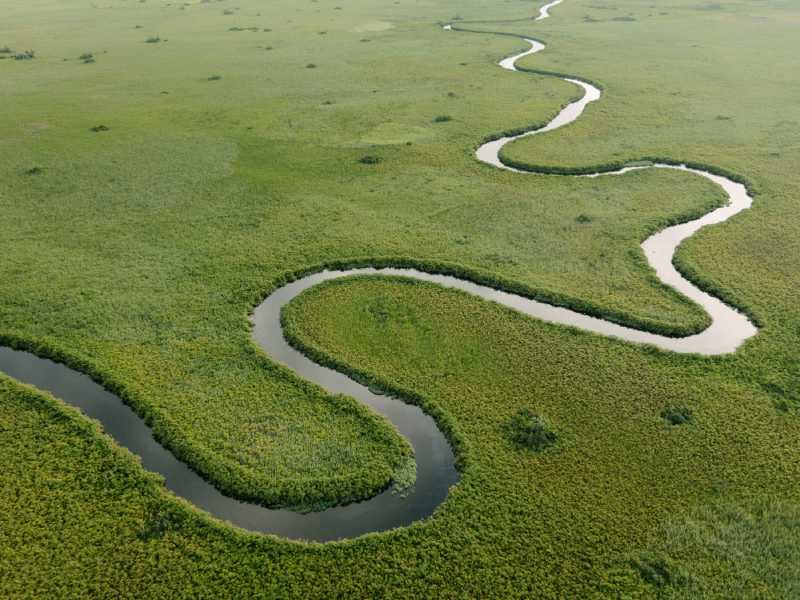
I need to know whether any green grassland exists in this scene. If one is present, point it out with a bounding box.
[1,0,799,597]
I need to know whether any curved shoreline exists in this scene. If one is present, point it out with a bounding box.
[0,1,756,542]
[469,36,756,354]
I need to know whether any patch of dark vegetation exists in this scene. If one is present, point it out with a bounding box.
[145,36,161,44]
[0,46,13,54]
[321,100,334,105]
[23,166,43,176]
[229,26,259,32]
[760,381,800,413]
[612,15,637,22]
[306,63,317,69]
[433,115,452,123]
[358,155,382,165]
[90,125,110,132]
[505,409,557,451]
[575,213,593,224]
[137,505,173,541]
[207,74,222,81]
[631,554,688,589]
[80,52,95,64]
[715,114,733,120]
[661,406,692,426]
[14,50,36,60]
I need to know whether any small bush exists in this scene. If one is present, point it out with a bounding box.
[23,166,43,176]
[306,63,317,69]
[631,554,688,589]
[505,409,557,451]
[358,155,382,165]
[207,74,222,81]
[661,406,692,426]
[79,52,93,60]
[90,125,110,132]
[575,213,592,224]
[433,115,452,123]
[145,36,161,44]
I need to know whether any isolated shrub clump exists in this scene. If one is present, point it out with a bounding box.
[207,74,222,81]
[505,409,557,451]
[631,554,688,589]
[358,155,382,165]
[14,50,35,60]
[661,406,692,426]
[90,125,110,133]
[433,115,452,123]
[575,213,593,224]
[145,36,161,44]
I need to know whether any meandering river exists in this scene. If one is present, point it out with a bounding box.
[0,1,755,542]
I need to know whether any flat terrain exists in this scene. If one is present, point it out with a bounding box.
[1,0,799,597]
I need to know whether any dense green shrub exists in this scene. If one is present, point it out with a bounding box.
[505,409,557,450]
[631,554,688,589]
[661,406,692,426]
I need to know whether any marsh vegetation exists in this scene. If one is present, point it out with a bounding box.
[1,0,799,597]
